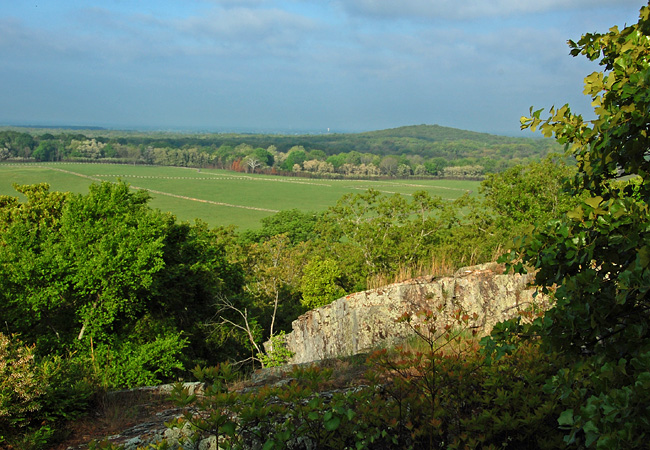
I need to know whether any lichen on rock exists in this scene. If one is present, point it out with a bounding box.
[279,263,544,364]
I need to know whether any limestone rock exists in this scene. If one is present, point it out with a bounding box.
[281,263,543,364]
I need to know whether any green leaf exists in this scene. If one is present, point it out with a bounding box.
[221,420,237,436]
[583,420,600,447]
[567,206,584,220]
[324,416,341,431]
[639,246,650,268]
[558,409,574,428]
[584,196,604,209]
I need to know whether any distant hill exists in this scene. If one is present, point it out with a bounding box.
[282,124,559,161]
[359,124,514,143]
[159,123,558,160]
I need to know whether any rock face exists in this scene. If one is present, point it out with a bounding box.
[282,263,543,365]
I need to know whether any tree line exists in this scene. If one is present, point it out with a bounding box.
[0,124,559,178]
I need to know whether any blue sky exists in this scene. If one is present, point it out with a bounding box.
[0,0,643,134]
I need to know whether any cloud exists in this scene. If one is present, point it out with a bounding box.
[0,0,640,133]
[338,0,641,21]
[204,0,269,5]
[175,7,318,43]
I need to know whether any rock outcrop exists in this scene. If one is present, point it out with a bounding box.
[282,263,544,364]
[64,263,544,449]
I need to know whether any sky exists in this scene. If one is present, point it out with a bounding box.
[0,0,644,135]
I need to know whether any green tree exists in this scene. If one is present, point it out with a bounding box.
[32,141,59,161]
[495,5,650,447]
[326,153,346,170]
[300,257,346,309]
[424,157,448,175]
[282,147,307,171]
[252,147,274,166]
[308,149,327,161]
[211,234,307,366]
[322,189,457,277]
[480,156,577,231]
[239,209,321,246]
[0,182,243,387]
[58,182,167,347]
[148,220,244,366]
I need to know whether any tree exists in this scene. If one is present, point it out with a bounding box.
[379,155,399,175]
[239,209,320,246]
[245,156,262,173]
[0,182,243,387]
[495,5,650,447]
[480,156,577,231]
[212,234,307,366]
[252,147,274,167]
[308,149,327,161]
[322,189,457,277]
[424,157,448,176]
[148,220,244,366]
[282,146,307,171]
[300,257,346,309]
[243,234,307,337]
[396,163,412,177]
[326,153,346,170]
[32,141,59,161]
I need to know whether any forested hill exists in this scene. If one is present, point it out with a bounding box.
[360,124,519,142]
[303,124,558,159]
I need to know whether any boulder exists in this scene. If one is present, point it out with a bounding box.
[281,263,544,364]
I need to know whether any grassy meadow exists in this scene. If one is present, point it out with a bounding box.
[0,162,481,230]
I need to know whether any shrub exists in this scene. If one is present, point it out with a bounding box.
[0,333,47,444]
[258,331,294,368]
[161,309,566,450]
[88,333,188,389]
[0,333,92,450]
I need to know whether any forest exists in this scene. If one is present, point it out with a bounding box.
[0,123,559,179]
[2,4,650,450]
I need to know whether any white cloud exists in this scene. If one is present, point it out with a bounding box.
[338,0,641,21]
[176,7,317,40]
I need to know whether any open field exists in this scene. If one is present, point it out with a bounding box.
[0,163,481,230]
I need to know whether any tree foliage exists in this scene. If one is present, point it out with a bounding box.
[495,5,650,447]
[300,257,346,310]
[321,189,459,276]
[480,156,577,229]
[0,181,243,389]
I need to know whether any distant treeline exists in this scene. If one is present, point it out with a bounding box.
[0,124,560,177]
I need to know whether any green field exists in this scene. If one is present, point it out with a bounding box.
[0,163,481,230]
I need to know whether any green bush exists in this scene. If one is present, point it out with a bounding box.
[0,333,92,450]
[258,331,294,368]
[88,333,188,389]
[300,256,346,309]
[0,333,47,444]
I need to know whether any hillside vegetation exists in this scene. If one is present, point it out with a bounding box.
[0,155,576,449]
[4,4,650,449]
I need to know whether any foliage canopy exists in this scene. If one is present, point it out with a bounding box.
[496,4,650,447]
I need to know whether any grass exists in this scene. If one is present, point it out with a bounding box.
[0,162,481,230]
